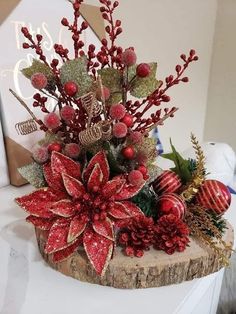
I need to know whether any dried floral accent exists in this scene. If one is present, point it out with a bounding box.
[18,162,46,188]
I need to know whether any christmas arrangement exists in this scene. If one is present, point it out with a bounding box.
[13,0,233,287]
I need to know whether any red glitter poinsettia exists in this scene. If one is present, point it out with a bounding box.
[15,150,144,275]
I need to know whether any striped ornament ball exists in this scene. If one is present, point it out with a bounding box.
[152,170,182,196]
[195,180,231,214]
[156,193,186,219]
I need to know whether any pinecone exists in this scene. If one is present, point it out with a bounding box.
[117,216,155,257]
[154,214,190,254]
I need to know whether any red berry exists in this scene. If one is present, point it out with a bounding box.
[113,122,128,138]
[136,63,151,78]
[96,86,110,101]
[137,165,148,176]
[128,170,144,186]
[48,142,62,153]
[122,146,135,160]
[60,105,75,121]
[121,49,137,66]
[44,112,60,129]
[64,81,78,96]
[32,146,49,163]
[121,113,133,128]
[129,131,143,144]
[31,73,48,90]
[109,103,126,120]
[65,143,80,159]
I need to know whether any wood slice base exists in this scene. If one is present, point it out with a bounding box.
[35,223,234,289]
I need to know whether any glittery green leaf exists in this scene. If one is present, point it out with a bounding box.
[21,59,53,80]
[38,131,62,146]
[98,68,122,105]
[60,57,93,97]
[18,162,46,188]
[130,63,160,98]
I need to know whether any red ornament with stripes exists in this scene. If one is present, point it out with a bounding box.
[152,170,182,196]
[156,193,186,219]
[196,180,231,214]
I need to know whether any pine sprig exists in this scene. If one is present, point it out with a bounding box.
[132,186,158,219]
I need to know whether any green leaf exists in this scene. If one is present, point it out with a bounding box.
[60,57,93,97]
[18,162,46,188]
[130,63,160,98]
[161,139,192,184]
[38,131,62,146]
[21,59,53,79]
[132,186,157,218]
[98,68,122,105]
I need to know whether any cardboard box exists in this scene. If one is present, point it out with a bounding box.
[0,0,105,186]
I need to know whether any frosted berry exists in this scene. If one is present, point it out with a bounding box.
[44,112,60,129]
[32,146,49,163]
[31,73,48,90]
[121,49,137,66]
[60,105,75,121]
[122,146,135,160]
[129,131,143,144]
[128,170,144,186]
[96,86,110,101]
[157,193,186,219]
[113,122,128,138]
[136,63,151,78]
[64,81,78,96]
[109,103,126,120]
[153,170,182,195]
[121,113,133,128]
[65,143,80,159]
[47,142,62,153]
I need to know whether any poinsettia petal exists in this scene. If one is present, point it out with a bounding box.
[112,181,145,201]
[101,176,126,199]
[26,215,54,230]
[87,163,104,192]
[83,226,113,276]
[108,202,131,219]
[52,238,82,263]
[121,201,144,217]
[93,218,114,241]
[83,151,109,185]
[67,216,87,243]
[45,219,71,254]
[15,188,66,218]
[50,200,76,217]
[43,163,64,191]
[62,174,85,199]
[51,151,81,180]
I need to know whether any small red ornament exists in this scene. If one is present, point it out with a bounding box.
[122,146,135,160]
[65,143,80,159]
[31,73,48,89]
[113,122,128,138]
[157,193,186,219]
[48,142,62,153]
[152,170,182,195]
[60,105,75,121]
[136,63,151,78]
[128,170,144,186]
[64,81,78,96]
[121,113,133,128]
[121,48,137,66]
[109,103,126,120]
[32,146,49,163]
[129,131,143,144]
[195,180,231,214]
[137,165,148,176]
[44,112,61,129]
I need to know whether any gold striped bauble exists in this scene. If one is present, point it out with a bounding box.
[152,170,182,196]
[156,193,186,219]
[195,180,231,214]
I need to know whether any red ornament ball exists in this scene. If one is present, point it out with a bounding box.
[113,122,128,138]
[122,146,135,160]
[153,170,182,195]
[121,48,137,66]
[65,143,80,159]
[195,180,231,214]
[44,112,60,129]
[128,170,144,186]
[136,63,151,78]
[96,86,110,101]
[157,193,186,219]
[32,146,49,163]
[31,73,48,90]
[109,103,126,120]
[48,142,62,153]
[121,113,134,128]
[60,105,75,121]
[64,81,78,96]
[137,165,148,176]
[129,131,143,144]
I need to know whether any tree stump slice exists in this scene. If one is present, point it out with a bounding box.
[35,222,234,289]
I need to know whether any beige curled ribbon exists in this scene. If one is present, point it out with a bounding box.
[79,121,112,146]
[81,92,102,118]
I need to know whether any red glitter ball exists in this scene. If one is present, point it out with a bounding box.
[31,73,48,90]
[48,142,62,153]
[109,103,126,120]
[60,105,75,121]
[32,146,49,163]
[113,122,128,138]
[121,113,133,128]
[121,146,135,160]
[65,143,80,159]
[64,81,78,96]
[136,63,151,78]
[44,112,60,129]
[121,48,137,66]
[129,131,143,143]
[128,170,144,186]
[156,193,186,219]
[96,86,110,101]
